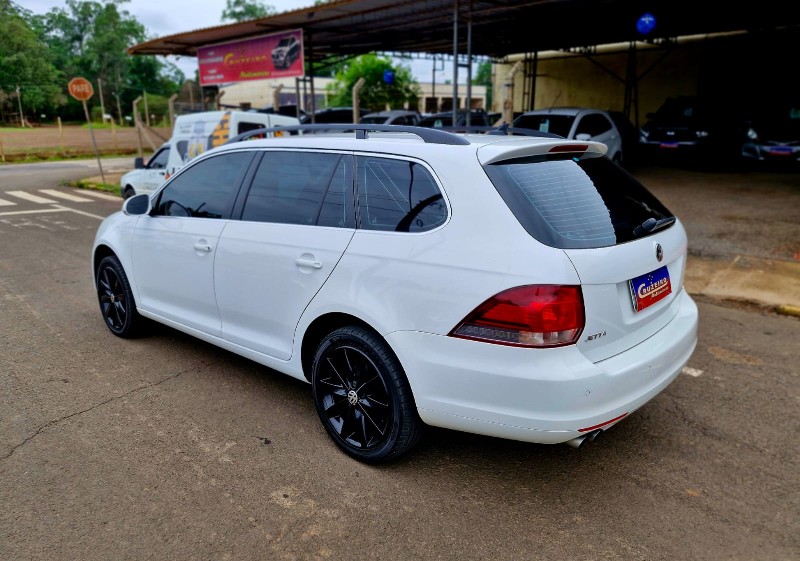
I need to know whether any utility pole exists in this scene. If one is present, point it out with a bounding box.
[113,91,123,126]
[15,86,25,127]
[97,78,107,123]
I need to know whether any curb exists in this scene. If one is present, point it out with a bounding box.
[777,305,800,318]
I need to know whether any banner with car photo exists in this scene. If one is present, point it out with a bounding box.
[198,29,304,85]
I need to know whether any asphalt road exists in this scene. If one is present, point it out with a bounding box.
[0,160,798,561]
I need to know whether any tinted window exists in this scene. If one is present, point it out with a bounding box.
[576,114,612,136]
[483,153,672,249]
[356,157,446,232]
[153,152,252,218]
[237,121,265,135]
[242,152,350,227]
[512,115,574,137]
[147,147,170,169]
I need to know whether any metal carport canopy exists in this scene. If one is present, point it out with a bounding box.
[128,0,800,60]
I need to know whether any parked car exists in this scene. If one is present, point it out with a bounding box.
[360,110,420,126]
[119,110,300,199]
[741,104,800,164]
[271,35,301,69]
[417,109,493,127]
[638,96,748,162]
[513,108,625,165]
[300,107,369,124]
[94,124,698,463]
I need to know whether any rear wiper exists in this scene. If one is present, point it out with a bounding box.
[633,217,676,237]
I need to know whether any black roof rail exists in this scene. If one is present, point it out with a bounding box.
[438,125,565,139]
[225,124,471,146]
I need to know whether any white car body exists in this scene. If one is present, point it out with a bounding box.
[513,107,625,164]
[95,127,697,461]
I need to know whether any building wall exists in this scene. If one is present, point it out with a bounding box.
[491,29,798,127]
[220,78,485,114]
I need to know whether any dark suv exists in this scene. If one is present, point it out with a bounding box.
[639,96,747,162]
[417,109,493,128]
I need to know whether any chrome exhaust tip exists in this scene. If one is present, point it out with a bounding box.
[566,429,603,449]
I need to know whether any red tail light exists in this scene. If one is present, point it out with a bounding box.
[449,285,585,348]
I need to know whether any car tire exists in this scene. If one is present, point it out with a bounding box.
[311,326,423,463]
[96,255,143,338]
[123,186,135,199]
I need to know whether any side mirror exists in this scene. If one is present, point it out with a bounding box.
[123,193,151,216]
[575,133,592,141]
[134,157,145,169]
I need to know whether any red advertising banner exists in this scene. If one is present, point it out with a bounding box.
[198,29,304,85]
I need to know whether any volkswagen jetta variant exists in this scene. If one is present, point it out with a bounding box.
[92,125,698,463]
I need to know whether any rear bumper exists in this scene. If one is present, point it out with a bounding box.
[387,289,698,444]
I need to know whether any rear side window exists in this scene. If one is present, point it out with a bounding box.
[483,153,673,249]
[356,157,447,232]
[242,152,351,227]
[513,115,574,137]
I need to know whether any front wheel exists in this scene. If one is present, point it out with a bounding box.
[311,326,422,463]
[96,255,143,338]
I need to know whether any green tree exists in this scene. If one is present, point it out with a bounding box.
[0,0,63,121]
[34,0,184,121]
[221,0,275,22]
[326,54,420,112]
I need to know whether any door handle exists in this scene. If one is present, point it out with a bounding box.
[194,243,212,253]
[295,257,323,269]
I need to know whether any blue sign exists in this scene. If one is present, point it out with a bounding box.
[637,13,656,35]
[383,70,395,85]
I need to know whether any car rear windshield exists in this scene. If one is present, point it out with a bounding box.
[512,115,574,138]
[483,152,674,249]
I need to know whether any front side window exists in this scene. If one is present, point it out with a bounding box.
[483,152,673,249]
[147,148,170,169]
[152,152,253,218]
[242,151,352,227]
[356,157,447,232]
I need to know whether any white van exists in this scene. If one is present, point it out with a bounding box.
[119,110,299,198]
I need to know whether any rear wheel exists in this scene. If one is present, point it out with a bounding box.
[96,255,142,338]
[311,326,422,463]
[122,186,135,199]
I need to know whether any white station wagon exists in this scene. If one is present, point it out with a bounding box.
[92,124,698,463]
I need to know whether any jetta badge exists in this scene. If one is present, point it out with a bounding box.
[656,243,664,262]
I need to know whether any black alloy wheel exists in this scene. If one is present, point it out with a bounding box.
[96,255,142,338]
[311,326,422,463]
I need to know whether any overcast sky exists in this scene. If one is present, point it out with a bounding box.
[22,0,457,82]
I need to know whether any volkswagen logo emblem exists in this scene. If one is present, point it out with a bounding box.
[656,243,664,262]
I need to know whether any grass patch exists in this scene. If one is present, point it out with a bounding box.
[0,149,139,164]
[68,178,121,195]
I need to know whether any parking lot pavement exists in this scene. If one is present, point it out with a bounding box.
[686,255,800,316]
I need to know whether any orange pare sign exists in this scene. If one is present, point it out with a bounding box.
[68,77,94,101]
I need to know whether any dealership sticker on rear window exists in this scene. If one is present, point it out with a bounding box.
[629,265,672,312]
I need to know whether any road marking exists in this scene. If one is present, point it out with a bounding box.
[51,204,106,220]
[79,191,122,201]
[6,191,58,204]
[0,208,67,217]
[39,189,94,202]
[0,198,17,206]
[682,367,704,377]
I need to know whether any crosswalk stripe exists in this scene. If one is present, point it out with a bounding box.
[79,190,122,201]
[6,191,58,204]
[39,189,94,202]
[0,198,17,206]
